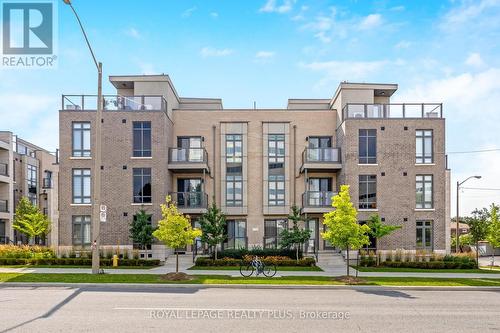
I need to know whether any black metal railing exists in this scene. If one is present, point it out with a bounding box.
[62,95,167,112]
[302,148,341,163]
[0,162,8,176]
[302,191,337,207]
[0,236,10,244]
[168,148,208,163]
[222,236,248,250]
[170,192,208,209]
[343,103,443,120]
[0,200,8,213]
[42,178,52,189]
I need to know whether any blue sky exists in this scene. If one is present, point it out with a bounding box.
[1,0,499,216]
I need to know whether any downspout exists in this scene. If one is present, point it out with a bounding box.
[293,125,297,206]
[212,125,216,204]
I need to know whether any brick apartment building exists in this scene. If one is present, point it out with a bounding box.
[58,75,451,258]
[0,132,59,245]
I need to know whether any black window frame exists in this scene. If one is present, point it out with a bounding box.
[268,134,285,206]
[359,174,377,209]
[133,168,152,203]
[226,134,243,207]
[416,220,433,250]
[416,129,433,164]
[264,219,288,249]
[358,129,377,164]
[132,121,152,157]
[72,122,91,157]
[72,215,91,247]
[72,168,91,204]
[416,174,433,209]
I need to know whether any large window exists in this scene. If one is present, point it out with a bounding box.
[27,164,37,205]
[268,134,285,206]
[264,219,288,248]
[72,169,91,204]
[176,178,202,207]
[359,129,377,164]
[224,220,247,249]
[72,122,91,157]
[226,134,243,207]
[133,168,152,203]
[359,175,377,209]
[72,215,91,246]
[416,220,433,250]
[133,121,152,157]
[416,130,433,164]
[416,175,433,209]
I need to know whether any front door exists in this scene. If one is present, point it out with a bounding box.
[305,219,319,253]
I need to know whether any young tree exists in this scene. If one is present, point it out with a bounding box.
[321,185,370,276]
[466,208,490,268]
[367,214,401,265]
[13,197,50,244]
[129,209,155,258]
[486,204,500,266]
[197,200,227,260]
[451,234,473,253]
[279,205,311,262]
[153,196,202,272]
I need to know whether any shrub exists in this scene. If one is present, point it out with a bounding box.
[213,248,302,260]
[379,259,477,269]
[195,256,316,267]
[0,245,56,259]
[0,257,160,267]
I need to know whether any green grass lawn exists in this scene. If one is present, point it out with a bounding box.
[1,273,500,286]
[353,266,500,274]
[188,266,323,272]
[0,265,157,270]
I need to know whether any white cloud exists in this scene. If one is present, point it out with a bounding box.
[443,0,500,26]
[255,51,275,59]
[200,47,234,58]
[259,0,295,14]
[359,14,382,30]
[465,52,484,67]
[210,12,219,18]
[301,60,388,87]
[390,5,405,11]
[138,62,157,75]
[182,6,197,18]
[124,27,141,39]
[395,40,412,49]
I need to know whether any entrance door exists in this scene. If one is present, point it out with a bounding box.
[305,219,319,253]
[0,220,5,244]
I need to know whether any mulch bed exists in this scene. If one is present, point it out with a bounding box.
[333,276,367,285]
[161,272,194,281]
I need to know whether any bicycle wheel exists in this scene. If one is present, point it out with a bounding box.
[240,263,254,277]
[262,264,277,277]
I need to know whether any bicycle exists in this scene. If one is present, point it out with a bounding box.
[239,256,277,277]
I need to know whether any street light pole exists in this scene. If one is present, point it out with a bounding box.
[456,175,481,253]
[63,0,102,274]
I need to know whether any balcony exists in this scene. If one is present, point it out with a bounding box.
[343,103,443,119]
[61,95,167,112]
[167,148,210,173]
[170,192,208,214]
[300,147,342,173]
[42,178,52,189]
[302,191,336,213]
[0,200,8,213]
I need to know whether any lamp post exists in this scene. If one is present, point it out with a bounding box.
[456,175,481,253]
[63,0,102,274]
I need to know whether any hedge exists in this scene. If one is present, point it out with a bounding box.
[0,257,160,267]
[0,245,56,259]
[212,248,303,260]
[379,261,477,269]
[195,257,316,267]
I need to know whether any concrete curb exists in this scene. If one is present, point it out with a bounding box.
[2,282,500,291]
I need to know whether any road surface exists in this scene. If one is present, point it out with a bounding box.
[0,285,499,332]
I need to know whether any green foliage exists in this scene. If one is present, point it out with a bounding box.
[0,257,160,266]
[367,214,401,248]
[451,234,473,250]
[0,245,55,259]
[195,257,316,267]
[279,205,311,261]
[212,248,302,260]
[486,204,500,249]
[12,197,50,243]
[197,200,227,260]
[129,209,155,250]
[466,210,490,244]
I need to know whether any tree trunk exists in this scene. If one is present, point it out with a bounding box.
[296,245,299,263]
[346,247,350,277]
[176,252,179,273]
[214,245,218,260]
[476,241,479,268]
[355,250,359,278]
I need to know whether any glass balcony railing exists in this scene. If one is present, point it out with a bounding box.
[169,148,207,163]
[0,162,7,176]
[343,103,443,119]
[303,148,341,163]
[302,191,337,207]
[0,200,8,213]
[61,95,167,112]
[170,192,208,209]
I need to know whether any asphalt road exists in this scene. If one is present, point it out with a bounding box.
[0,285,499,333]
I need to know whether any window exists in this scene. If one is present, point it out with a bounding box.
[176,178,202,207]
[359,175,377,209]
[133,168,151,203]
[307,178,332,206]
[359,129,377,164]
[177,137,203,162]
[72,122,91,157]
[268,134,285,206]
[72,169,91,204]
[226,134,243,207]
[416,130,433,164]
[224,220,247,249]
[264,219,288,248]
[72,215,91,246]
[416,175,433,209]
[307,136,332,161]
[133,122,151,157]
[27,164,37,205]
[416,220,433,250]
